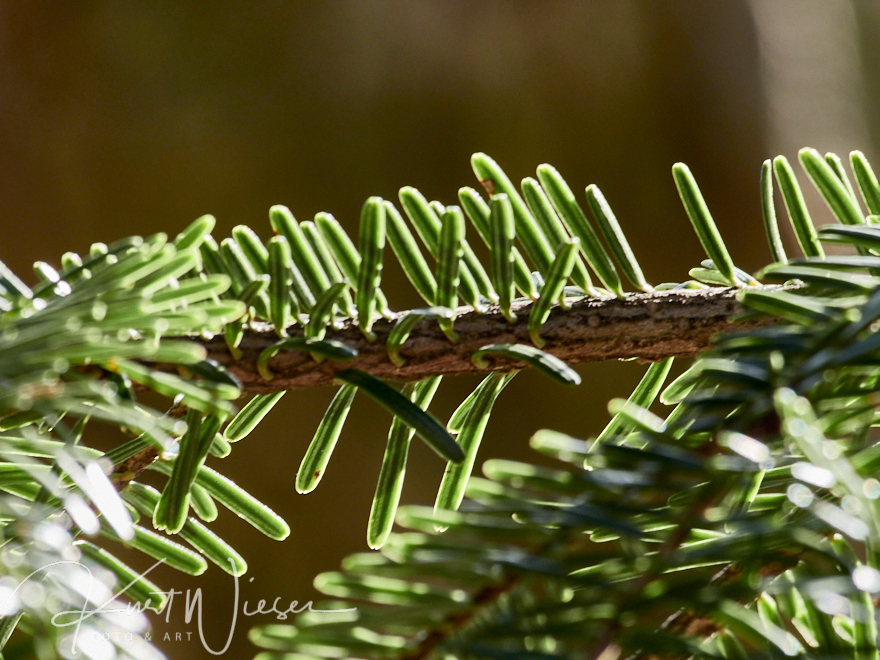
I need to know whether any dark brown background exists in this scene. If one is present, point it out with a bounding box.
[0,2,878,658]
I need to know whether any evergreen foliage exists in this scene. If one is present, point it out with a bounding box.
[1,146,880,659]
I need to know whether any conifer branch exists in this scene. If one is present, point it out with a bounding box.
[203,287,776,393]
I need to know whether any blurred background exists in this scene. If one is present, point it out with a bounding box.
[0,1,878,657]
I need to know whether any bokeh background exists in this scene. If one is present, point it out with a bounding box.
[1,2,879,657]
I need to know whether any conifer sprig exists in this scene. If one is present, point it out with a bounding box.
[1,147,878,660]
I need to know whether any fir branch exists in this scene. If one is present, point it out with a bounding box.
[203,287,776,393]
[402,573,523,660]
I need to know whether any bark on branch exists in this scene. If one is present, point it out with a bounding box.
[201,287,774,393]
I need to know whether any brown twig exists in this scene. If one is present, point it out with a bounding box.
[199,287,775,393]
[112,446,158,487]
